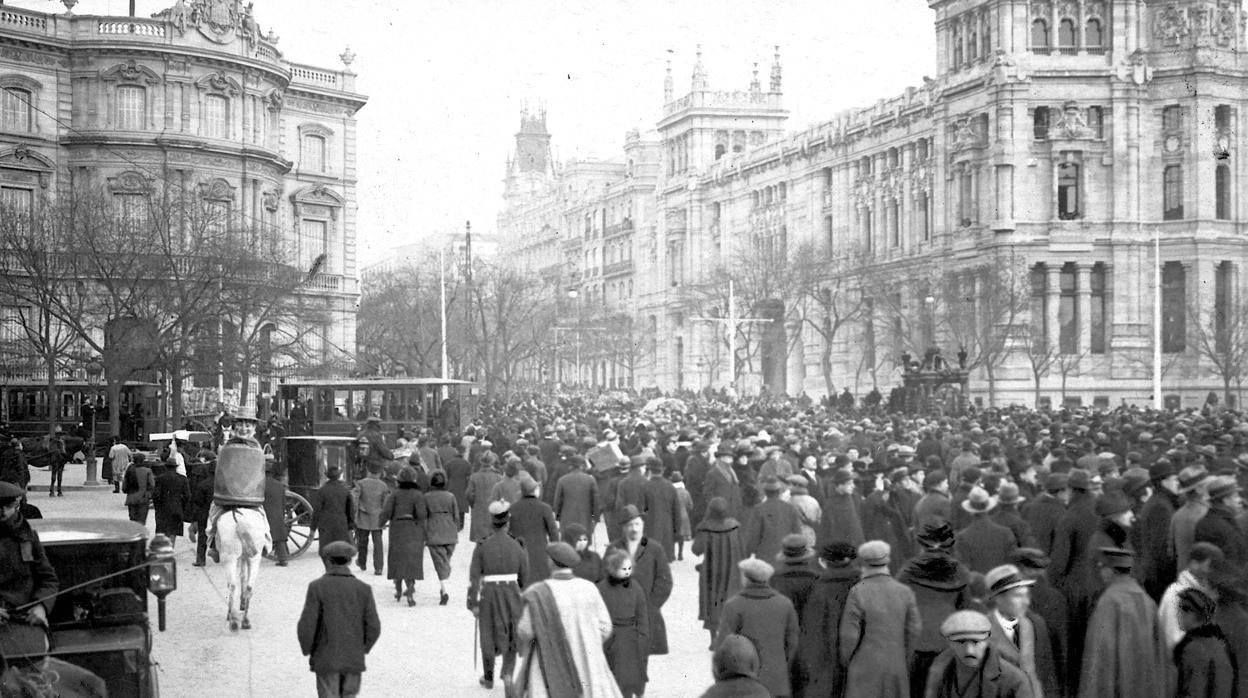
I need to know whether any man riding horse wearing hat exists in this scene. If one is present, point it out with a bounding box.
[204,406,267,562]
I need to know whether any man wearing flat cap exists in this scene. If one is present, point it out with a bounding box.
[297,540,381,698]
[839,540,920,698]
[511,542,618,697]
[983,565,1058,698]
[467,500,530,689]
[609,504,673,657]
[922,610,1032,698]
[1079,547,1168,698]
[715,558,800,698]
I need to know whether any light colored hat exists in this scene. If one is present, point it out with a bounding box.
[858,540,891,567]
[984,564,1035,597]
[739,558,775,583]
[961,486,998,515]
[940,610,993,641]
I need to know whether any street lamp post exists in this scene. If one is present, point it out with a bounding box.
[567,289,581,387]
[84,361,103,487]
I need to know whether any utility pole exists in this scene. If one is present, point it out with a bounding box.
[694,280,772,392]
[463,221,473,380]
[439,244,448,381]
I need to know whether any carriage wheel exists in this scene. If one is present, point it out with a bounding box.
[264,491,315,560]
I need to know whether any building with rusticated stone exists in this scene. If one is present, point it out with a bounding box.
[0,0,366,409]
[501,1,1248,409]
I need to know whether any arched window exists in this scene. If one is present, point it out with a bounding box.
[203,94,229,138]
[1217,165,1232,220]
[1058,19,1077,52]
[1031,19,1050,51]
[1,87,32,132]
[1164,165,1184,220]
[1085,18,1104,50]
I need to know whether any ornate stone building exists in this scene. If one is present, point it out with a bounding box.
[508,0,1248,408]
[0,0,367,403]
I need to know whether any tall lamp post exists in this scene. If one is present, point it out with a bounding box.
[567,289,581,387]
[84,360,103,487]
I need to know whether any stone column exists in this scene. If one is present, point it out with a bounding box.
[1046,264,1061,351]
[1077,263,1093,354]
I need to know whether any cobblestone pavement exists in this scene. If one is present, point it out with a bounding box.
[28,465,712,697]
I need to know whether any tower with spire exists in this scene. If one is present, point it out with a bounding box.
[503,106,556,205]
[656,45,788,182]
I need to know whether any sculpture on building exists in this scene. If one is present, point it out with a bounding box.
[1051,101,1091,139]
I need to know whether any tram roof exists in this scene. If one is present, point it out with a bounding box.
[281,378,476,387]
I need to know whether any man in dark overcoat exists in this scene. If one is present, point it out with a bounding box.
[801,542,860,698]
[954,487,1018,576]
[741,477,803,563]
[1194,476,1248,573]
[507,477,558,581]
[552,455,598,534]
[839,540,920,698]
[467,501,530,690]
[151,459,190,548]
[1078,548,1168,698]
[1020,472,1068,555]
[1137,460,1181,600]
[715,558,800,698]
[683,439,712,523]
[263,458,290,566]
[701,443,744,522]
[442,444,472,527]
[357,417,393,479]
[611,504,673,656]
[642,459,682,560]
[613,456,648,515]
[188,459,215,566]
[1048,468,1101,682]
[296,540,381,698]
[309,464,354,553]
[465,453,504,543]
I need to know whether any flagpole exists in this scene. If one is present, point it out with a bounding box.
[1153,226,1163,410]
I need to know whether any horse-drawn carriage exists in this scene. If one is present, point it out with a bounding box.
[268,435,362,560]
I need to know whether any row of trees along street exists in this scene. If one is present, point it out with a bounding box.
[0,178,329,437]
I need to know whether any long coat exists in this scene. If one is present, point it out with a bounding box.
[152,469,189,537]
[423,488,460,546]
[954,514,1018,575]
[553,469,599,533]
[1174,623,1236,698]
[817,492,865,550]
[1078,574,1169,698]
[1049,491,1101,679]
[702,464,744,522]
[801,564,859,698]
[839,569,920,698]
[988,610,1059,698]
[310,480,354,551]
[509,495,559,581]
[1195,504,1248,572]
[921,645,1032,698]
[610,537,672,655]
[913,491,952,527]
[692,517,744,632]
[514,573,621,698]
[263,475,288,544]
[716,584,801,698]
[740,497,803,563]
[466,468,504,542]
[770,558,820,697]
[443,455,472,523]
[642,476,682,561]
[897,551,974,655]
[381,485,427,582]
[351,476,390,531]
[597,576,650,695]
[1021,493,1067,555]
[862,491,913,570]
[296,566,381,674]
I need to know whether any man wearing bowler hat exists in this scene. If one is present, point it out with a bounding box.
[1137,458,1181,600]
[702,442,743,522]
[1079,548,1167,698]
[983,564,1057,698]
[296,540,381,698]
[817,469,864,550]
[922,610,1032,698]
[1170,464,1211,574]
[610,504,672,657]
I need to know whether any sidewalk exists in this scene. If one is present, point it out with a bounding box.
[25,459,111,493]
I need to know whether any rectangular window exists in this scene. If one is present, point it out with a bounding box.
[204,95,229,138]
[862,207,873,251]
[1216,105,1232,132]
[1057,162,1080,220]
[958,170,974,225]
[1059,264,1078,354]
[1162,261,1186,353]
[824,215,834,251]
[114,193,147,231]
[889,200,900,247]
[1090,264,1107,354]
[1033,107,1050,140]
[301,219,329,273]
[116,86,146,130]
[1217,165,1231,220]
[918,192,930,241]
[0,186,33,227]
[1164,165,1184,220]
[1163,105,1182,132]
[302,135,326,173]
[1,88,32,132]
[1030,264,1048,352]
[1087,106,1104,139]
[0,307,24,345]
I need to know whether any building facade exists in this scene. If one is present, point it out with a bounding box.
[0,0,367,407]
[506,0,1248,408]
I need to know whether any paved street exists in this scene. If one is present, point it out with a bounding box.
[28,465,712,697]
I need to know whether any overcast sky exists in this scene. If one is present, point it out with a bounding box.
[14,0,936,263]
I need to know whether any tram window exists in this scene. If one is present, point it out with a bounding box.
[317,389,334,421]
[351,390,366,420]
[333,390,350,421]
[385,390,404,421]
[368,390,384,419]
[61,392,76,420]
[405,389,423,420]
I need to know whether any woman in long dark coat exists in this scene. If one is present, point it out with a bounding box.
[691,496,743,646]
[507,477,558,581]
[151,460,189,547]
[598,547,650,698]
[562,523,603,583]
[424,470,460,605]
[381,465,427,606]
[801,541,860,698]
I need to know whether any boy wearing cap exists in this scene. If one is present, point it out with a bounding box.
[984,565,1058,698]
[839,540,920,698]
[296,541,381,698]
[1079,548,1168,698]
[923,610,1032,698]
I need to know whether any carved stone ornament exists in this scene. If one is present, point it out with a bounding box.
[950,117,981,151]
[1051,101,1092,139]
[1115,50,1153,85]
[199,178,236,202]
[192,0,241,44]
[265,90,284,110]
[100,60,160,85]
[196,71,241,96]
[1215,4,1238,46]
[1156,5,1191,44]
[1087,1,1106,17]
[261,188,280,213]
[1030,0,1051,17]
[1057,0,1078,18]
[107,171,151,194]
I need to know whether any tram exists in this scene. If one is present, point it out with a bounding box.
[0,379,161,440]
[275,377,478,446]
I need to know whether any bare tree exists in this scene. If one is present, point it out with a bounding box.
[1017,330,1060,409]
[794,242,869,398]
[1190,299,1248,407]
[465,262,558,399]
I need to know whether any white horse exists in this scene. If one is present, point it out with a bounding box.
[216,507,272,632]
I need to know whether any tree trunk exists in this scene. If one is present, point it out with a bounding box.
[170,356,183,426]
[986,363,997,408]
[107,378,122,440]
[1033,372,1041,409]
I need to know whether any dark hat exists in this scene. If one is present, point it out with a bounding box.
[546,542,580,568]
[832,469,855,485]
[1178,465,1211,493]
[320,540,356,562]
[820,541,858,565]
[1098,547,1134,571]
[705,497,729,520]
[616,504,643,526]
[712,634,761,682]
[984,564,1035,597]
[761,477,785,494]
[397,465,419,484]
[779,533,814,561]
[715,442,735,457]
[1121,467,1151,497]
[940,610,993,642]
[1067,468,1092,491]
[1207,475,1241,501]
[858,540,891,567]
[1148,460,1175,482]
[520,477,540,495]
[916,518,956,549]
[629,454,648,468]
[364,416,382,424]
[1043,472,1070,493]
[1009,547,1051,570]
[739,558,775,583]
[1095,491,1132,517]
[962,466,983,483]
[923,471,948,491]
[0,480,23,502]
[325,464,343,479]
